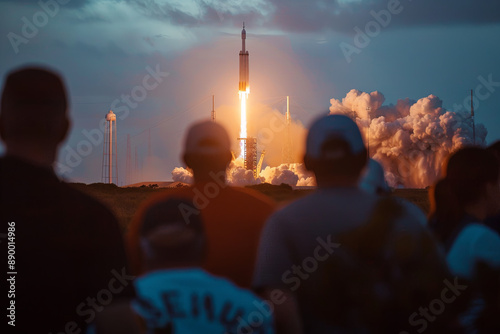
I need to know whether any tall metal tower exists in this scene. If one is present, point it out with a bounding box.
[101,110,118,184]
[211,95,216,122]
[283,96,292,164]
[471,89,476,145]
[148,129,152,157]
[134,146,138,183]
[126,134,131,185]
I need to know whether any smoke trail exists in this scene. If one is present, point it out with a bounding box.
[329,89,487,188]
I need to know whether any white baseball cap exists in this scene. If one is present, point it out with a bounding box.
[359,159,390,194]
[306,114,365,159]
[183,120,231,155]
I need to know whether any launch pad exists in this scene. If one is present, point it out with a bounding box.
[237,137,258,177]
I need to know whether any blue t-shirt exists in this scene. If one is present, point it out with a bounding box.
[132,268,274,334]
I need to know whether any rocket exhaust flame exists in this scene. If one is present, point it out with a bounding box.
[239,90,249,158]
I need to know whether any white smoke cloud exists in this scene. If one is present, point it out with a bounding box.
[171,160,316,188]
[259,163,315,187]
[172,167,194,184]
[226,158,262,186]
[330,89,487,188]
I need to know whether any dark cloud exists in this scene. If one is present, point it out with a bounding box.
[123,0,500,33]
[268,0,500,33]
[0,0,89,8]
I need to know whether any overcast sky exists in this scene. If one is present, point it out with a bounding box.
[1,0,499,184]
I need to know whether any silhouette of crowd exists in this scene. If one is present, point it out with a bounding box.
[1,66,499,334]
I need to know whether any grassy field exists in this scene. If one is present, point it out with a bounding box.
[70,183,430,231]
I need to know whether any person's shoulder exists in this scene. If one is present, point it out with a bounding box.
[391,196,427,225]
[460,223,500,243]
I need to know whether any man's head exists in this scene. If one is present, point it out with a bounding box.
[0,66,69,162]
[139,198,206,271]
[182,120,232,182]
[304,114,367,186]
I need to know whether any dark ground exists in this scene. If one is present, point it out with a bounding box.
[70,183,430,232]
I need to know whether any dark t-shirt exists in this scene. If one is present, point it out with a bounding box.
[0,156,135,333]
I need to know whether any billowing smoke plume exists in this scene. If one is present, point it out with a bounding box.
[330,89,487,188]
[172,160,315,187]
[172,89,484,188]
[172,167,194,184]
[226,158,261,186]
[259,163,315,186]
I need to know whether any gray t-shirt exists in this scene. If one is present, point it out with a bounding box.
[252,186,435,333]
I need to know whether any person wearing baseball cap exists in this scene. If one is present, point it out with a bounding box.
[252,114,450,333]
[95,199,274,334]
[128,120,276,289]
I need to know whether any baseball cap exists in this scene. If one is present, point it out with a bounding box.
[306,114,365,160]
[183,120,231,155]
[139,199,205,262]
[359,159,390,194]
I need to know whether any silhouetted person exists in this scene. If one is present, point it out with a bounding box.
[253,114,457,333]
[485,140,500,235]
[0,67,134,333]
[429,147,500,333]
[101,198,273,334]
[429,147,500,268]
[128,121,276,288]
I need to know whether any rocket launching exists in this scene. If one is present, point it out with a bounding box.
[239,23,249,92]
[238,23,250,158]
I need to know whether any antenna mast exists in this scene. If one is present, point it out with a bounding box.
[211,95,216,122]
[471,89,475,146]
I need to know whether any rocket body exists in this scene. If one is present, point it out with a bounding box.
[239,25,249,92]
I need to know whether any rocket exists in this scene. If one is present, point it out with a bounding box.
[239,23,249,92]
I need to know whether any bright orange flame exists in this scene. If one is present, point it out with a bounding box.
[239,88,249,158]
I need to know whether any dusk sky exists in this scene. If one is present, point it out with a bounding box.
[1,0,499,184]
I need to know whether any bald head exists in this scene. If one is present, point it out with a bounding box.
[0,66,69,148]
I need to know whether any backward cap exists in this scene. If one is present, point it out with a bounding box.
[306,114,365,159]
[183,120,231,155]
